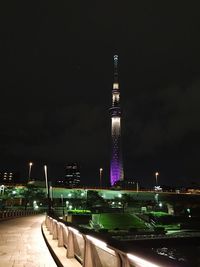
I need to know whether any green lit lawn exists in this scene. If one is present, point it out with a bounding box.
[93,213,148,230]
[148,211,180,230]
[149,211,169,217]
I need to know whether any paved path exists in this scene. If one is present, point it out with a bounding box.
[0,214,57,267]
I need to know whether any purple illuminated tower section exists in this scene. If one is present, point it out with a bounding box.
[110,55,124,186]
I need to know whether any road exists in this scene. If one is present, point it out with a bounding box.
[0,214,57,267]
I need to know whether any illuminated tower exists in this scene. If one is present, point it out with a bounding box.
[110,55,124,186]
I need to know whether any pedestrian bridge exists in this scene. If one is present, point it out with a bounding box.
[0,212,177,267]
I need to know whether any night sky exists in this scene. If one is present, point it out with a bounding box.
[0,2,200,187]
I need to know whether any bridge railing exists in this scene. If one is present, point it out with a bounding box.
[0,209,39,220]
[45,215,162,267]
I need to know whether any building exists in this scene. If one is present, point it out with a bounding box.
[0,171,20,185]
[56,163,80,188]
[109,55,124,186]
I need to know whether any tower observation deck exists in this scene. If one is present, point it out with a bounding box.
[110,55,124,186]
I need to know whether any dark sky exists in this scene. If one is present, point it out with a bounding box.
[0,1,200,187]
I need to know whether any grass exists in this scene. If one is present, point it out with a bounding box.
[92,213,148,230]
[149,211,169,217]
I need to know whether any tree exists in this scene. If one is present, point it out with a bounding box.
[86,190,107,210]
[20,185,45,210]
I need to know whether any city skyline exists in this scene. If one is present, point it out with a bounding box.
[0,2,200,187]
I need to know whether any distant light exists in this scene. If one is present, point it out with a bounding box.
[113,83,119,89]
[159,202,162,207]
[118,193,122,198]
[112,117,120,124]
[68,193,72,197]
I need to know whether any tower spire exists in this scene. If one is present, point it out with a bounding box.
[114,55,118,83]
[109,55,124,186]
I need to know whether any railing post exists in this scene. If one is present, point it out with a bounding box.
[49,217,53,234]
[52,219,58,240]
[66,229,74,258]
[82,236,94,267]
[57,223,64,247]
[118,252,130,267]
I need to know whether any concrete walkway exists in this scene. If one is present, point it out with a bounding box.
[0,214,57,267]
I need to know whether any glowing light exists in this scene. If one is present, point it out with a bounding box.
[112,94,119,104]
[112,117,120,124]
[86,235,107,248]
[127,253,161,267]
[68,227,79,234]
[113,83,119,89]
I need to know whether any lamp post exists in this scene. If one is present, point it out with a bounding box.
[28,162,33,181]
[50,186,53,201]
[136,182,139,193]
[155,172,159,186]
[99,168,103,188]
[44,165,51,214]
[61,194,64,217]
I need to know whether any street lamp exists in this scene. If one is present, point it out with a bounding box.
[44,165,51,214]
[136,182,139,193]
[28,162,33,181]
[61,194,64,217]
[155,172,159,186]
[99,168,103,188]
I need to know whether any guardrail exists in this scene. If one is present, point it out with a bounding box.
[45,215,163,267]
[0,210,39,220]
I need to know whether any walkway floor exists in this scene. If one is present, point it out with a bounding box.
[0,214,57,267]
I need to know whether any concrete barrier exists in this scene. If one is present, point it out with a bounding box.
[44,215,163,267]
[0,210,39,221]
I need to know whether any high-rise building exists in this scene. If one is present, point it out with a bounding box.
[56,163,80,188]
[109,55,124,186]
[0,171,20,184]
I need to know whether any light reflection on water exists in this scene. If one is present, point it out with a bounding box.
[154,247,186,261]
[152,246,200,266]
